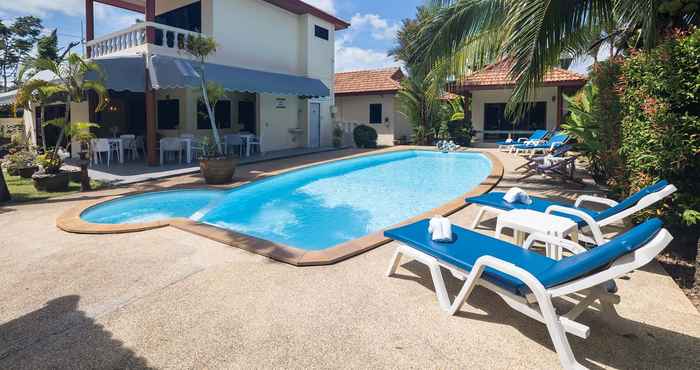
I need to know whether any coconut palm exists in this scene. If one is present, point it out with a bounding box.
[411,0,698,116]
[15,65,53,151]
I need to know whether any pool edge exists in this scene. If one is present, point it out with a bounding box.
[56,148,503,265]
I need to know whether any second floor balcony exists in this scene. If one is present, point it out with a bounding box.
[86,21,203,59]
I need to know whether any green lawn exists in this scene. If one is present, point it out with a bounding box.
[3,170,104,203]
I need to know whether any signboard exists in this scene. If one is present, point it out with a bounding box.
[275,98,287,109]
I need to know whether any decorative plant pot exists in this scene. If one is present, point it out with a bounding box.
[200,157,237,185]
[66,169,83,183]
[32,172,70,192]
[18,166,39,179]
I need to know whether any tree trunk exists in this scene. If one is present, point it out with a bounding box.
[695,236,700,288]
[40,105,47,151]
[52,100,71,158]
[200,75,222,154]
[0,168,10,203]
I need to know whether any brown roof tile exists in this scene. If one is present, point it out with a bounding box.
[457,60,587,90]
[335,68,404,95]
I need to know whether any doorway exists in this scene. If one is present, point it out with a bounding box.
[239,101,256,134]
[309,103,321,148]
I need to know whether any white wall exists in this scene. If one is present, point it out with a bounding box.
[335,93,400,146]
[258,93,301,152]
[470,86,560,141]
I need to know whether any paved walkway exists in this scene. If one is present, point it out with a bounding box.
[1,148,698,369]
[68,146,341,185]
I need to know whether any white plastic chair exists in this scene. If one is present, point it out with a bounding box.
[224,134,243,156]
[91,139,111,167]
[246,134,261,156]
[159,138,183,166]
[120,135,138,160]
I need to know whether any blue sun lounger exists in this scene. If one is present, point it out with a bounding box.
[512,132,569,155]
[385,218,672,370]
[466,180,676,245]
[496,130,549,152]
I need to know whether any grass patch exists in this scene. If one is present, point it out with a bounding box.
[3,170,105,203]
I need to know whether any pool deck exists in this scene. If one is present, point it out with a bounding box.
[1,147,698,369]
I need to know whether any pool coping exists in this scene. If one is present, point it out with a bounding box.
[57,148,504,266]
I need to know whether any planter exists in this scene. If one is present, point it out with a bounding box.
[66,169,83,183]
[32,172,70,192]
[18,166,39,179]
[200,157,237,185]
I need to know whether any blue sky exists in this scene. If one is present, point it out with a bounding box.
[0,0,589,74]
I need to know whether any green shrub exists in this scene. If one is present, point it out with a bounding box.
[353,125,378,148]
[618,28,700,229]
[562,61,624,190]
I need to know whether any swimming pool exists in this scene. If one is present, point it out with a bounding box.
[81,150,493,250]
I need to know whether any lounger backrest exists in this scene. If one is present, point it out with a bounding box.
[537,218,663,288]
[530,130,548,140]
[547,133,569,145]
[595,180,669,221]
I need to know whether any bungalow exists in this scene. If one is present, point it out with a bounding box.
[20,0,349,164]
[334,68,412,146]
[451,60,587,142]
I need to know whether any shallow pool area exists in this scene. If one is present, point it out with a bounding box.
[81,150,492,250]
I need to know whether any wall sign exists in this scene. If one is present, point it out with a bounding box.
[275,98,287,109]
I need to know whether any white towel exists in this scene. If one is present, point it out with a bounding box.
[505,138,513,143]
[503,187,533,205]
[428,216,453,242]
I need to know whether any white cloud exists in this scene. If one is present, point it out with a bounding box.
[335,37,401,72]
[302,0,336,15]
[0,0,83,17]
[349,13,399,41]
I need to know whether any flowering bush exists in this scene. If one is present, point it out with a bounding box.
[618,28,700,228]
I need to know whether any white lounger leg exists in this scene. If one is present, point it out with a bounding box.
[470,206,504,230]
[387,245,452,311]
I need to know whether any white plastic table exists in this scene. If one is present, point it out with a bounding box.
[495,209,579,260]
[106,138,124,164]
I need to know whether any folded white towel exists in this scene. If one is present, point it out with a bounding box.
[543,154,555,167]
[503,187,533,205]
[428,216,453,242]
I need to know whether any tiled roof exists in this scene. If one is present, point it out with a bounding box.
[457,60,587,89]
[335,68,404,95]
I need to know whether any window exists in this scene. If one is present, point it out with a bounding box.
[369,104,383,124]
[484,102,547,131]
[155,1,202,46]
[314,25,329,40]
[157,99,180,129]
[197,100,231,129]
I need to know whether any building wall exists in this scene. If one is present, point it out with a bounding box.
[335,93,400,146]
[258,93,301,152]
[470,86,561,141]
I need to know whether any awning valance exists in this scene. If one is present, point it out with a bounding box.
[148,55,329,98]
[0,90,17,105]
[89,55,147,92]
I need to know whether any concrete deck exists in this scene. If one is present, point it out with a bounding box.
[1,148,698,369]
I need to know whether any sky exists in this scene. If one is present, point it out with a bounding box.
[0,0,590,74]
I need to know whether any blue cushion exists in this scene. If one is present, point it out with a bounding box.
[385,218,664,295]
[385,220,556,294]
[596,180,668,221]
[513,133,568,149]
[496,130,548,146]
[465,192,600,226]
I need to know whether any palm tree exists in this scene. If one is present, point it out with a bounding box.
[397,75,443,145]
[15,66,53,151]
[411,0,697,116]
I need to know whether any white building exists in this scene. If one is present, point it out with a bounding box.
[334,68,412,146]
[22,0,349,164]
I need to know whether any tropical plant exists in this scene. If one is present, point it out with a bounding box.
[618,28,700,229]
[0,16,43,91]
[184,34,224,155]
[411,0,698,118]
[397,75,443,145]
[332,125,343,148]
[561,61,624,188]
[353,125,378,148]
[15,65,53,150]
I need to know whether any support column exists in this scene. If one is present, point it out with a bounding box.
[146,70,158,166]
[556,86,563,128]
[145,0,156,43]
[85,0,94,57]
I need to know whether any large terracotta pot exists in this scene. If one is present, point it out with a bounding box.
[200,157,237,185]
[32,171,70,192]
[18,166,39,179]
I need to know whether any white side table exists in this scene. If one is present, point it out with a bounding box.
[495,209,579,260]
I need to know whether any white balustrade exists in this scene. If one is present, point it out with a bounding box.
[86,22,203,58]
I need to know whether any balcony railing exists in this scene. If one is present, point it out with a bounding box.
[86,22,203,58]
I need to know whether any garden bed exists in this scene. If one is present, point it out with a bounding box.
[2,169,104,203]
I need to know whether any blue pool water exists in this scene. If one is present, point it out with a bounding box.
[81,151,492,250]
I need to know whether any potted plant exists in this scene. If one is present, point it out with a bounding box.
[32,152,69,191]
[185,35,237,184]
[332,125,343,148]
[198,135,238,185]
[68,121,99,190]
[2,150,38,178]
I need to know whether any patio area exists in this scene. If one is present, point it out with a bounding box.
[67,146,341,185]
[0,148,698,369]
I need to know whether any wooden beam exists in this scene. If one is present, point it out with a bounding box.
[145,0,155,43]
[94,0,145,13]
[85,0,94,57]
[145,68,158,166]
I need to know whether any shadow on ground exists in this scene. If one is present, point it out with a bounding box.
[394,261,700,369]
[0,296,152,369]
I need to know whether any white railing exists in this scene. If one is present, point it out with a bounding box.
[86,22,203,58]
